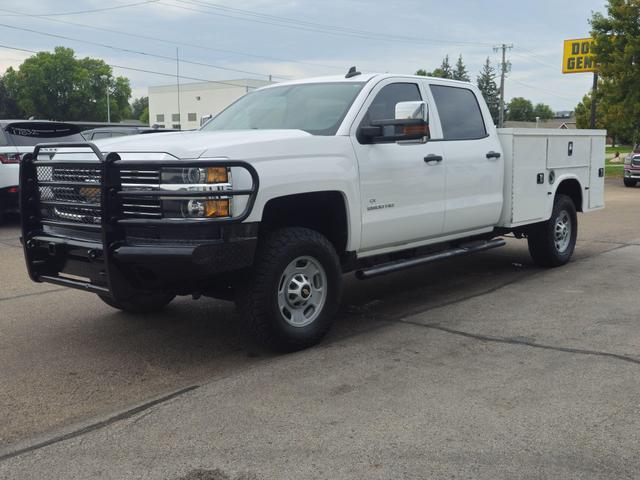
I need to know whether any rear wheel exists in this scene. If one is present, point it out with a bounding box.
[624,177,637,188]
[237,227,342,352]
[527,194,577,268]
[98,292,175,314]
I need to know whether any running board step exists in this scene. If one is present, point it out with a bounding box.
[355,238,507,280]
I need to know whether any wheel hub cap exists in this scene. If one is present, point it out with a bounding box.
[554,210,572,253]
[278,256,327,328]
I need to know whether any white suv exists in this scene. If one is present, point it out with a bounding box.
[0,121,84,223]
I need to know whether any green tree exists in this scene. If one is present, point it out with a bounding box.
[452,55,470,82]
[588,0,640,144]
[477,58,500,124]
[0,76,22,118]
[415,69,428,76]
[575,92,635,145]
[507,97,535,121]
[139,106,149,125]
[3,46,131,122]
[533,103,555,120]
[430,55,453,79]
[131,96,148,120]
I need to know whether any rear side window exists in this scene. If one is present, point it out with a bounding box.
[366,83,422,123]
[4,122,84,146]
[430,85,487,140]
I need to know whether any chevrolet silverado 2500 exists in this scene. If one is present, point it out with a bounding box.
[20,71,606,351]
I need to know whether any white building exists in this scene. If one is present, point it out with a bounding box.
[148,78,273,130]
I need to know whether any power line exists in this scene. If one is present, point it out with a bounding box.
[160,0,496,48]
[0,43,263,89]
[0,0,160,17]
[509,79,576,101]
[0,23,291,80]
[0,7,341,72]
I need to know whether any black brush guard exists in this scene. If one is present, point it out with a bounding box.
[20,142,259,300]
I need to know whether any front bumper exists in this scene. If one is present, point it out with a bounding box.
[20,142,259,300]
[624,167,640,179]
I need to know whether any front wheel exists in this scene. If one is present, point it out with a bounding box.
[237,227,342,352]
[98,292,175,313]
[624,177,637,188]
[527,194,578,268]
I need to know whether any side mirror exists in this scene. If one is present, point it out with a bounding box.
[359,101,430,144]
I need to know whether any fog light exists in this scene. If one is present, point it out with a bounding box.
[181,199,230,218]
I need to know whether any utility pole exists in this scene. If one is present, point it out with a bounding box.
[494,43,513,128]
[176,47,181,130]
[590,72,598,129]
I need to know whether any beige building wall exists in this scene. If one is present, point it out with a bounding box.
[148,79,272,130]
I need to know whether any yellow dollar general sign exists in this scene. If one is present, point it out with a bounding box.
[563,38,596,74]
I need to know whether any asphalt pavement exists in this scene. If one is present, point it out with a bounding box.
[0,178,638,479]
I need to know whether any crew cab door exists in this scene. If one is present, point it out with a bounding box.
[428,83,504,234]
[351,80,445,252]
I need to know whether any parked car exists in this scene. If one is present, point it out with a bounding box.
[82,126,176,141]
[0,121,84,223]
[19,72,606,351]
[624,153,640,187]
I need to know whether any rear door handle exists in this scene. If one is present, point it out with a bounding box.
[424,154,443,164]
[486,151,501,159]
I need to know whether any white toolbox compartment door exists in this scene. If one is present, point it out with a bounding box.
[589,135,605,210]
[512,135,549,224]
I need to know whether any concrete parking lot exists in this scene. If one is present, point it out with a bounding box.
[0,178,639,479]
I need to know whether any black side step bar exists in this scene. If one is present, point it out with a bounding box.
[355,238,507,280]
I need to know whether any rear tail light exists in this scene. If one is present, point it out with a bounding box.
[7,187,19,194]
[0,153,22,164]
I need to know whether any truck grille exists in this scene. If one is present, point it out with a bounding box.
[36,165,102,225]
[119,168,162,219]
[34,165,163,225]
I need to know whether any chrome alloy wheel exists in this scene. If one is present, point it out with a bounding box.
[554,210,572,253]
[277,256,327,328]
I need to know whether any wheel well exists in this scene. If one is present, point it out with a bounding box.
[555,179,583,212]
[260,191,349,254]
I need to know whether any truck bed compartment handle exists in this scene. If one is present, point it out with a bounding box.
[486,151,501,159]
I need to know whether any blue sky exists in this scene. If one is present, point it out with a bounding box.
[0,0,608,111]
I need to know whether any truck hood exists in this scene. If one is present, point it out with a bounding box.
[94,129,313,159]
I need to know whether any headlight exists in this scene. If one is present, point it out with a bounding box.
[161,167,229,184]
[159,166,232,219]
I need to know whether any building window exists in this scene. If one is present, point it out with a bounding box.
[172,124,181,130]
[156,124,165,129]
[172,113,180,122]
[188,113,197,122]
[156,114,164,122]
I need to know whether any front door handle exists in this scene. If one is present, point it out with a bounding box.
[486,151,501,159]
[424,154,443,164]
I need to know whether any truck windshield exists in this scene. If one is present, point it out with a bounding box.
[201,82,365,136]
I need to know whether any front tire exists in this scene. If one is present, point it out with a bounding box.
[624,177,637,188]
[237,227,342,352]
[98,292,175,313]
[527,194,577,268]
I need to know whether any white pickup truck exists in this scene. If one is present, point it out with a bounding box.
[20,71,606,351]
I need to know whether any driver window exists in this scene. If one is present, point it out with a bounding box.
[366,83,422,123]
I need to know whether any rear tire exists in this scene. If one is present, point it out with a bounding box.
[237,227,342,352]
[527,194,577,268]
[98,292,175,313]
[624,177,637,188]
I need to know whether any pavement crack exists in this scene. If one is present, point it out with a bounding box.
[399,320,640,366]
[0,385,199,463]
[0,288,67,303]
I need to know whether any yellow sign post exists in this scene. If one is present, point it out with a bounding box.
[562,38,596,74]
[563,37,598,128]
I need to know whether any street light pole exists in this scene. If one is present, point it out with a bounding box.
[106,85,111,124]
[101,75,111,123]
